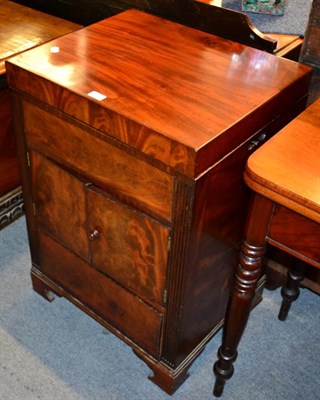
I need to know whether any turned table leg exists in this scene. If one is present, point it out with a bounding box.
[213,194,274,397]
[278,260,305,321]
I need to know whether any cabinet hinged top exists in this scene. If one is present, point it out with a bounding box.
[5,9,312,177]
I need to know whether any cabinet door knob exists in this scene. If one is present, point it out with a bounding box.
[88,229,99,241]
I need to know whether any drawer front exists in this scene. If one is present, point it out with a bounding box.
[269,205,320,266]
[24,101,174,222]
[88,186,170,306]
[38,229,163,357]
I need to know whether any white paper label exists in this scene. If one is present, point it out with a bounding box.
[50,46,60,53]
[87,91,107,101]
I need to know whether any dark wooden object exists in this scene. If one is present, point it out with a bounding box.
[265,0,320,292]
[213,98,320,397]
[11,0,305,57]
[299,0,320,105]
[6,10,311,394]
[0,0,81,228]
[266,33,303,61]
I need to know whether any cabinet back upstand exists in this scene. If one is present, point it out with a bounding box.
[6,10,311,394]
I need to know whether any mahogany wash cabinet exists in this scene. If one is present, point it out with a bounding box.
[6,10,311,394]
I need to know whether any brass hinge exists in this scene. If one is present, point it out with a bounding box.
[26,151,31,167]
[163,289,168,304]
[167,236,172,252]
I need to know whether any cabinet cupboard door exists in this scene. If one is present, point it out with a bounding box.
[31,151,170,307]
[31,151,89,260]
[87,186,170,306]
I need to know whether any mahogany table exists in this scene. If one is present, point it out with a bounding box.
[213,98,320,397]
[0,0,81,229]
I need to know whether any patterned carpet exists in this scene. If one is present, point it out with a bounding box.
[222,0,312,35]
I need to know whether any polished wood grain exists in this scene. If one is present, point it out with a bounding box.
[266,33,303,60]
[265,0,320,297]
[0,0,81,228]
[37,230,163,357]
[0,0,81,75]
[245,99,320,223]
[213,194,273,397]
[268,205,320,267]
[32,148,170,308]
[269,34,302,53]
[24,101,174,222]
[213,99,320,397]
[87,186,170,307]
[6,10,311,177]
[8,10,312,395]
[31,151,89,260]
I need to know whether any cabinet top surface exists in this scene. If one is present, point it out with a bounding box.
[6,9,311,175]
[0,0,81,75]
[245,98,320,222]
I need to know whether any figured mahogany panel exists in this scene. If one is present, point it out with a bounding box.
[6,10,311,176]
[38,229,163,357]
[31,151,89,260]
[87,186,170,306]
[268,205,320,267]
[24,101,174,222]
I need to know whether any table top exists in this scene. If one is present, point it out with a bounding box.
[5,9,311,176]
[245,98,320,223]
[0,0,81,75]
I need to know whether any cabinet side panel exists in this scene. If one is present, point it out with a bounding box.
[10,92,39,261]
[173,140,252,365]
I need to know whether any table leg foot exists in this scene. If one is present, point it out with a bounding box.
[212,194,272,396]
[213,347,237,397]
[278,261,304,321]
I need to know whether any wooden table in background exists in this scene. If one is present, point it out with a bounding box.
[214,97,320,397]
[0,0,81,229]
